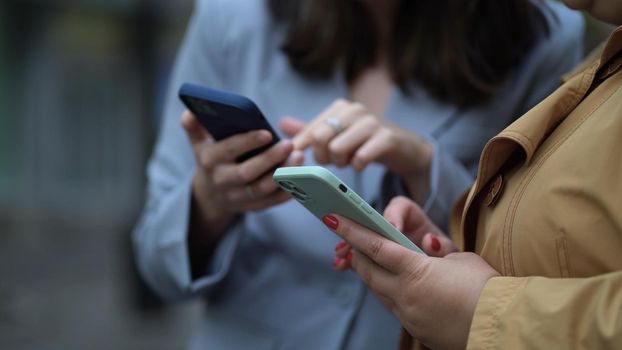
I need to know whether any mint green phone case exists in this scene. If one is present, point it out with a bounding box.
[273,166,425,254]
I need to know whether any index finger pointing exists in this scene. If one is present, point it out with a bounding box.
[322,214,424,275]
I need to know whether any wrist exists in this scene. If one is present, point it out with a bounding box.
[401,138,434,204]
[191,171,236,237]
[410,137,434,175]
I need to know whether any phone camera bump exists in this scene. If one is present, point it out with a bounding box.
[278,181,295,191]
[292,186,306,196]
[277,180,308,201]
[195,100,218,116]
[291,191,307,202]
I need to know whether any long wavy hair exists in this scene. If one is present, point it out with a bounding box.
[269,0,551,108]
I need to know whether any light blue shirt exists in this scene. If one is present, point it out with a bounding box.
[133,1,583,349]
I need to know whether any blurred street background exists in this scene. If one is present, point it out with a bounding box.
[0,0,200,349]
[0,0,615,349]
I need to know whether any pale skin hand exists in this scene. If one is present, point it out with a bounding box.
[181,110,304,242]
[334,196,457,270]
[281,99,434,204]
[326,197,499,350]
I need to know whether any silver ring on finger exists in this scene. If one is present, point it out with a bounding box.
[324,117,344,136]
[245,184,256,200]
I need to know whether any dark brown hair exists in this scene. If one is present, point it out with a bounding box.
[269,0,551,108]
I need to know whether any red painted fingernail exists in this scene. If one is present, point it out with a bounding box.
[346,252,353,263]
[431,236,441,252]
[335,241,347,251]
[323,215,339,230]
[332,257,344,268]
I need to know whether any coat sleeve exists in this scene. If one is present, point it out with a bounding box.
[468,272,622,349]
[132,0,244,302]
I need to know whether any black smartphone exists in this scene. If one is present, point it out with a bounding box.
[179,83,280,162]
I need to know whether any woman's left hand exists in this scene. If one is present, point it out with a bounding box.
[323,214,500,350]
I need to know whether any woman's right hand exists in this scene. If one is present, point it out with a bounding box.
[334,196,457,270]
[181,111,304,238]
[382,196,457,256]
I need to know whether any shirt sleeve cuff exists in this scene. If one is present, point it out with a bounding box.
[380,138,472,231]
[378,134,440,211]
[421,139,473,231]
[189,221,243,294]
[134,172,243,301]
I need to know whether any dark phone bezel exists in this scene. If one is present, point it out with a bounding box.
[178,83,281,162]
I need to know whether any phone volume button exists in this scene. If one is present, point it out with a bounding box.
[360,203,373,214]
[348,193,362,204]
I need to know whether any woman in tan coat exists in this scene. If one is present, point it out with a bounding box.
[321,0,622,348]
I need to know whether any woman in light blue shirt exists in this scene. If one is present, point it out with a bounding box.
[133,0,583,349]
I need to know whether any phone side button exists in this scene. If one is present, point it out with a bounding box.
[360,203,373,214]
[348,192,362,204]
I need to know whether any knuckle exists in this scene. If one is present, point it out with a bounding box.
[224,143,238,157]
[351,101,365,110]
[367,237,384,260]
[236,166,252,183]
[378,127,392,139]
[394,196,411,206]
[339,219,354,240]
[328,142,345,158]
[359,266,374,286]
[402,257,427,284]
[211,169,229,187]
[312,128,330,145]
[362,115,378,125]
[197,151,214,169]
[353,153,370,167]
[257,178,274,194]
[333,98,348,108]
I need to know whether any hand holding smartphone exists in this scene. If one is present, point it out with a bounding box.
[178,84,302,237]
[179,83,281,162]
[273,166,425,254]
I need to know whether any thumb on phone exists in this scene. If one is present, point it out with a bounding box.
[181,110,211,146]
[421,232,459,257]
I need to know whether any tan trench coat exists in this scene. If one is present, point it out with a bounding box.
[404,26,622,349]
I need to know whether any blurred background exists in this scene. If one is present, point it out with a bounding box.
[0,0,615,349]
[0,0,201,349]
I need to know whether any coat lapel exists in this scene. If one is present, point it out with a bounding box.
[458,57,601,251]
